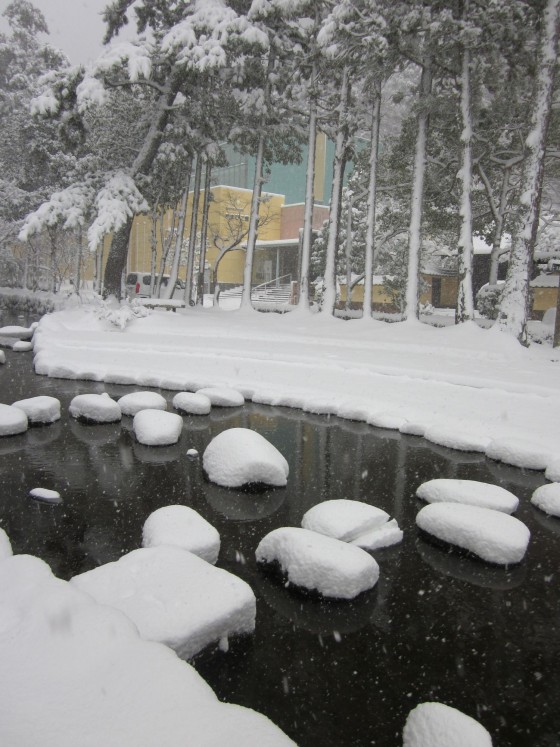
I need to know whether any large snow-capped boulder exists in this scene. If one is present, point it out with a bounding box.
[403,702,492,747]
[0,403,28,436]
[486,437,550,470]
[301,499,403,550]
[0,527,12,561]
[12,395,61,424]
[203,428,288,488]
[0,554,295,747]
[197,387,244,407]
[173,392,211,415]
[0,350,5,364]
[69,393,122,423]
[416,503,530,565]
[71,546,256,661]
[142,505,220,565]
[133,409,183,446]
[416,479,519,514]
[118,391,167,416]
[531,483,560,518]
[256,527,379,600]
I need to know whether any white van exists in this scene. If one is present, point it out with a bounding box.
[125,273,184,299]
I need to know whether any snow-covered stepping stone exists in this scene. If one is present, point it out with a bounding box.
[197,387,244,407]
[403,702,492,747]
[133,409,183,446]
[118,391,167,416]
[0,403,28,436]
[69,393,121,423]
[187,448,199,458]
[425,426,490,453]
[0,527,12,561]
[256,527,379,600]
[350,519,403,551]
[486,437,550,470]
[173,391,211,415]
[416,503,530,565]
[545,458,560,482]
[142,505,220,564]
[0,325,33,339]
[29,487,62,504]
[302,499,388,540]
[531,483,560,518]
[203,428,288,488]
[12,395,61,424]
[416,479,519,514]
[12,340,33,352]
[71,546,256,660]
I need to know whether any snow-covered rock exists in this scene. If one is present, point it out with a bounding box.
[256,527,379,600]
[118,391,167,416]
[545,458,560,482]
[12,340,33,352]
[0,325,33,339]
[12,395,61,424]
[0,403,28,436]
[69,393,122,423]
[29,487,62,504]
[301,499,390,542]
[173,392,211,415]
[531,483,560,518]
[424,426,490,453]
[203,428,288,488]
[416,479,519,514]
[187,448,199,458]
[142,505,220,564]
[197,387,244,407]
[350,519,404,551]
[71,546,256,660]
[133,409,183,446]
[416,503,530,565]
[486,437,550,470]
[0,554,295,747]
[403,702,492,747]
[0,350,5,364]
[0,527,12,560]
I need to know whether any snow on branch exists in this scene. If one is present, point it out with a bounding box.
[19,183,94,241]
[93,40,154,82]
[87,173,148,250]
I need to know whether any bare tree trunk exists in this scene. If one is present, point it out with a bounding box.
[553,272,560,346]
[496,0,560,342]
[75,226,83,290]
[197,157,212,305]
[241,132,266,310]
[323,66,350,316]
[184,155,203,305]
[103,219,132,298]
[362,83,382,320]
[456,24,474,324]
[298,61,318,312]
[489,166,510,285]
[405,56,432,321]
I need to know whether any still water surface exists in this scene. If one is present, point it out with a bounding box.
[0,314,559,747]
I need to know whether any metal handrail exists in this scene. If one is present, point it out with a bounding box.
[252,274,292,292]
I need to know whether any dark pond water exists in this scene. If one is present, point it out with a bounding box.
[0,313,559,747]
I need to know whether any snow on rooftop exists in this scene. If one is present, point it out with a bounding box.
[133,409,183,446]
[256,527,379,600]
[0,554,294,747]
[0,403,28,436]
[203,428,289,488]
[12,395,61,424]
[71,546,256,661]
[197,387,244,407]
[118,391,167,416]
[69,393,122,423]
[531,483,560,517]
[416,503,530,565]
[142,505,220,564]
[416,479,519,514]
[530,273,559,287]
[403,702,492,747]
[173,391,212,415]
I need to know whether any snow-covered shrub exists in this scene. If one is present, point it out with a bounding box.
[94,297,149,329]
[476,283,503,319]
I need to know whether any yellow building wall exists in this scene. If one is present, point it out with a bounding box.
[532,286,558,312]
[340,282,395,306]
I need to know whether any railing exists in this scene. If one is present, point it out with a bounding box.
[252,274,292,294]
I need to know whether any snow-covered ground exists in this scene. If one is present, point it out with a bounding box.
[31,304,560,474]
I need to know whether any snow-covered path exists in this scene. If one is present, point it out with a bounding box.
[33,306,560,470]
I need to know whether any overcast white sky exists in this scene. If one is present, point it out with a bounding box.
[0,0,123,64]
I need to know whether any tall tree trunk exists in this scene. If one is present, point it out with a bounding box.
[553,272,560,346]
[103,218,133,298]
[362,82,382,320]
[164,160,192,300]
[297,61,318,312]
[197,157,212,305]
[496,0,560,342]
[456,25,474,324]
[184,155,203,305]
[75,226,83,290]
[323,66,350,316]
[404,56,432,321]
[241,133,265,309]
[489,166,511,285]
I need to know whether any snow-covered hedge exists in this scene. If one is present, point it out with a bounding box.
[476,283,503,320]
[0,289,58,316]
